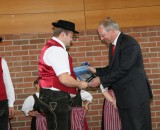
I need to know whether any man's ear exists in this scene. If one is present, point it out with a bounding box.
[60,32,66,37]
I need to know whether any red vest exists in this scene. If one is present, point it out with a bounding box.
[38,39,77,94]
[0,58,7,101]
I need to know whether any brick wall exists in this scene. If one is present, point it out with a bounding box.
[0,25,160,130]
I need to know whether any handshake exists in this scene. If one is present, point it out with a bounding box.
[74,62,101,88]
[87,66,101,88]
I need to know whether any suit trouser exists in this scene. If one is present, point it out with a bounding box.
[39,88,71,130]
[118,101,152,130]
[0,99,9,130]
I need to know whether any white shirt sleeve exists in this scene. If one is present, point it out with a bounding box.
[80,90,93,102]
[21,95,35,116]
[100,84,108,93]
[2,58,15,107]
[21,93,39,116]
[43,46,71,76]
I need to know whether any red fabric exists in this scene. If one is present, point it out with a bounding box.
[112,45,115,56]
[84,117,89,130]
[0,58,7,101]
[103,90,121,130]
[38,39,77,94]
[36,114,47,130]
[71,107,89,130]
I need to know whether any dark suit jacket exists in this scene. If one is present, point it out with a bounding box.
[96,33,153,109]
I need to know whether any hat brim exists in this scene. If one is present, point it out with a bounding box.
[0,37,3,42]
[52,22,79,34]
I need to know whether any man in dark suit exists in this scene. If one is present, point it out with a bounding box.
[89,18,153,130]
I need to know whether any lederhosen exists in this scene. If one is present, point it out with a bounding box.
[39,89,72,130]
[0,99,10,130]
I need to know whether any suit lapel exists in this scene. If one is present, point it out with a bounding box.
[109,45,112,65]
[109,33,123,68]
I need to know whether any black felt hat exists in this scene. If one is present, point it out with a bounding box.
[0,37,3,42]
[52,20,79,34]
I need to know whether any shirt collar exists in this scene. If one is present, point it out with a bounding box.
[52,36,66,50]
[112,32,121,46]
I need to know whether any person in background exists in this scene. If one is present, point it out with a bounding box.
[0,37,15,130]
[21,77,47,130]
[71,89,93,130]
[88,17,153,130]
[100,85,121,130]
[38,20,88,130]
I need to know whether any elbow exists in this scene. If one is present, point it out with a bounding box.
[58,73,69,86]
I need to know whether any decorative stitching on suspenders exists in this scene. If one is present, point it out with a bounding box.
[33,94,58,130]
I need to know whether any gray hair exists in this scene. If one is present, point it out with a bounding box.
[99,17,119,31]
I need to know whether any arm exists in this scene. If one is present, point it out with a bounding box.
[99,39,140,88]
[21,95,40,117]
[58,73,88,89]
[100,85,117,108]
[44,47,88,89]
[88,66,110,87]
[2,58,15,118]
[96,66,110,77]
[102,91,117,109]
[84,101,91,112]
[80,90,93,114]
[88,66,110,77]
[80,90,93,102]
[28,111,40,117]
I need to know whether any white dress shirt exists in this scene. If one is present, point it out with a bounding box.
[112,31,121,46]
[42,37,70,91]
[80,90,93,102]
[2,58,15,107]
[21,92,39,116]
[43,37,70,76]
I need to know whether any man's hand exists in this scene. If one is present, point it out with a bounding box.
[28,111,40,117]
[8,107,15,118]
[78,81,89,89]
[88,66,96,73]
[111,99,117,109]
[88,77,101,87]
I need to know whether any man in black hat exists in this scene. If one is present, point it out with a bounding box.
[0,37,15,130]
[38,20,89,130]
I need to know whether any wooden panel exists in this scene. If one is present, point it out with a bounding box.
[0,12,85,34]
[85,6,160,29]
[84,0,160,10]
[0,0,159,34]
[0,0,84,14]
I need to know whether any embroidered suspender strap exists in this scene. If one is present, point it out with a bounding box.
[33,94,57,130]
